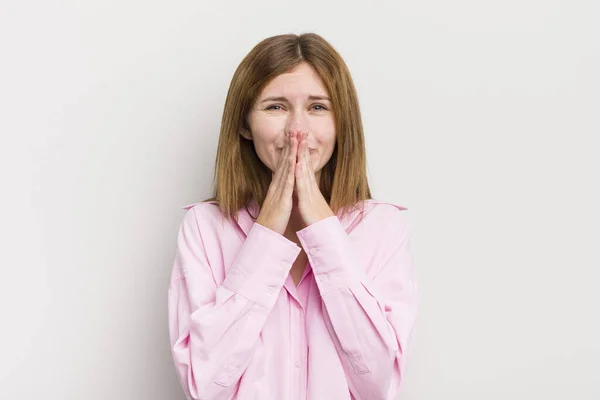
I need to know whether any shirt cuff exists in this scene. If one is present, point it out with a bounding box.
[223,222,302,309]
[296,215,366,295]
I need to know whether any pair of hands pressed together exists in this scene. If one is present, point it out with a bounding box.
[256,130,335,236]
[292,130,336,227]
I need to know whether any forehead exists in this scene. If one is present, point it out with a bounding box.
[260,63,328,97]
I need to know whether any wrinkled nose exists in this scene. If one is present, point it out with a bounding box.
[287,128,308,138]
[286,111,309,137]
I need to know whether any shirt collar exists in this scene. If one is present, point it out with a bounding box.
[183,198,406,236]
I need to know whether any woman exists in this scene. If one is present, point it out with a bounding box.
[168,33,418,400]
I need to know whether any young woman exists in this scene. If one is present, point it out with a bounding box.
[168,33,418,400]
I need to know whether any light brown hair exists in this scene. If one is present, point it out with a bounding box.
[202,32,373,223]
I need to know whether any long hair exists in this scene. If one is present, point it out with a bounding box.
[203,32,373,224]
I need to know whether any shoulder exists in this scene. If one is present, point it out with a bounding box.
[182,200,220,212]
[182,200,219,211]
[364,199,408,219]
[179,201,223,228]
[362,199,410,236]
[365,199,408,212]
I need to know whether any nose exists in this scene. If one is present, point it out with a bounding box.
[286,110,310,137]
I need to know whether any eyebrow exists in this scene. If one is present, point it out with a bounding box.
[259,95,331,103]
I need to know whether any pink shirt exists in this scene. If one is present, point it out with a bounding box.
[168,198,418,400]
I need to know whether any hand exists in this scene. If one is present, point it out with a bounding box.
[255,131,298,235]
[294,131,335,226]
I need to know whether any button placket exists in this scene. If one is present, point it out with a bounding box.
[289,302,308,400]
[289,303,298,398]
[296,305,307,400]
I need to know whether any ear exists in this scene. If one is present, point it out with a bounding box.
[240,126,253,141]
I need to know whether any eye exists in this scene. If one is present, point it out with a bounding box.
[265,103,328,111]
[266,104,284,111]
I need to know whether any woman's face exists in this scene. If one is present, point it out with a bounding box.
[244,62,336,180]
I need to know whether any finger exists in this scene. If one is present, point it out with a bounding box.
[302,132,311,177]
[304,132,312,174]
[282,131,292,168]
[275,131,292,178]
[304,131,318,186]
[288,132,298,189]
[285,131,298,196]
[296,132,308,183]
[303,137,317,192]
[295,132,304,173]
[269,133,290,201]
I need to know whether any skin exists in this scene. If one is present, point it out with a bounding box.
[243,62,337,236]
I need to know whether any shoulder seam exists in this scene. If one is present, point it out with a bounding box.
[368,199,408,211]
[182,200,219,210]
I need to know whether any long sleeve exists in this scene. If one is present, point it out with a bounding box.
[168,207,302,400]
[296,209,418,400]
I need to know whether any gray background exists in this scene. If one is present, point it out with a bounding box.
[1,0,598,398]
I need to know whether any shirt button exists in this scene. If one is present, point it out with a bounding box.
[295,361,301,368]
[309,247,318,255]
[280,261,290,269]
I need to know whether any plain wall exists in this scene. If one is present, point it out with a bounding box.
[1,0,598,399]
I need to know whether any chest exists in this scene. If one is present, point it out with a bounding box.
[289,250,308,286]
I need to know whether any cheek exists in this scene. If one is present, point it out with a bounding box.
[254,125,282,150]
[313,118,336,143]
[251,112,283,133]
[255,139,279,166]
[250,117,278,140]
[252,131,283,170]
[314,127,336,151]
[310,132,336,169]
